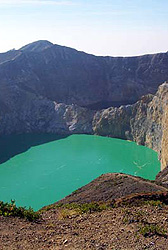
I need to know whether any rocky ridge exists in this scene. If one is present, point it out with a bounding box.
[0,82,168,170]
[0,40,168,109]
[1,41,168,249]
[57,173,168,205]
[93,82,168,170]
[0,41,168,174]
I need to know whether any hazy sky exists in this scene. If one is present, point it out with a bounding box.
[0,0,167,56]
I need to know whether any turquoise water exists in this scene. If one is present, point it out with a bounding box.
[0,134,160,210]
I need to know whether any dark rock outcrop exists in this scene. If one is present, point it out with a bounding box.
[0,41,168,171]
[0,40,168,110]
[57,173,168,205]
[156,166,168,188]
[0,93,94,135]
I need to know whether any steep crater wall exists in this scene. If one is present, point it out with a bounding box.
[0,41,168,174]
[0,41,168,109]
[93,83,168,170]
[0,83,167,171]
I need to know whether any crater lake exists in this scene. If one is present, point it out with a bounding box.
[0,134,160,210]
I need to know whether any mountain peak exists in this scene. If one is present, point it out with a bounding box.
[20,40,53,52]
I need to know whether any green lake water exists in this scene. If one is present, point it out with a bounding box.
[0,134,160,210]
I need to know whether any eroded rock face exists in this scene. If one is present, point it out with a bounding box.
[93,94,154,141]
[0,41,168,173]
[93,83,168,170]
[0,88,95,135]
[92,105,133,139]
[161,99,168,170]
[131,83,168,169]
[0,82,168,171]
[0,80,167,172]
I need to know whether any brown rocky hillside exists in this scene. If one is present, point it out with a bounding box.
[1,173,168,250]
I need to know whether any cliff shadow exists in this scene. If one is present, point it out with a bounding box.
[0,133,69,164]
[85,100,136,110]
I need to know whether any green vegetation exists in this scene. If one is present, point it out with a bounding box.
[72,189,79,194]
[0,200,40,222]
[62,202,111,213]
[139,224,167,238]
[57,202,111,219]
[122,207,168,238]
[144,200,163,207]
[122,209,147,224]
[41,202,111,219]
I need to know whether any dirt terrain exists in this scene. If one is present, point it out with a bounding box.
[1,173,168,250]
[57,173,168,204]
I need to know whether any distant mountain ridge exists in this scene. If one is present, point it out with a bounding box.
[0,40,168,173]
[0,40,168,110]
[20,40,53,52]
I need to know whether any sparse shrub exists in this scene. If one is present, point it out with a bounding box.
[65,202,110,214]
[46,202,111,220]
[122,209,147,224]
[40,203,63,213]
[144,200,163,207]
[58,208,79,219]
[139,223,167,238]
[72,189,78,194]
[0,200,40,222]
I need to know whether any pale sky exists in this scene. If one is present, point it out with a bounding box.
[0,0,167,56]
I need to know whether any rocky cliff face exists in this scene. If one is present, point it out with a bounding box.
[93,83,168,170]
[0,40,168,171]
[0,82,167,170]
[0,91,94,135]
[161,98,168,170]
[132,83,168,170]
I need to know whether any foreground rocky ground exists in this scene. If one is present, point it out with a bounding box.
[1,201,168,250]
[1,173,168,250]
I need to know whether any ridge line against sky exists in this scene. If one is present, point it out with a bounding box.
[0,0,167,56]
